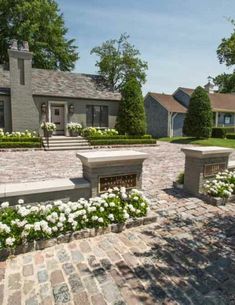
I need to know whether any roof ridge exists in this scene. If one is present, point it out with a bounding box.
[32,68,101,78]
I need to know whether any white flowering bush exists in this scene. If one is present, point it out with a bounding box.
[41,122,56,132]
[67,122,82,132]
[0,129,38,138]
[81,127,118,137]
[203,170,235,198]
[0,187,148,249]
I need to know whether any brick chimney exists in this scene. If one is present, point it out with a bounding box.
[8,41,39,131]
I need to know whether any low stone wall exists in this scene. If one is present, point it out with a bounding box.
[0,211,157,261]
[0,178,91,205]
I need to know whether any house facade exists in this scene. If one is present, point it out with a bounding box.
[145,84,235,138]
[0,41,121,135]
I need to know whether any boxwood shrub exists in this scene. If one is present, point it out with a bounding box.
[0,142,41,148]
[89,139,156,145]
[211,127,235,138]
[226,133,235,139]
[211,128,227,138]
[88,134,153,140]
[0,136,41,143]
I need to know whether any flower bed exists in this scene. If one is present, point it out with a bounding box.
[0,129,41,148]
[0,188,150,254]
[89,138,157,145]
[203,170,235,205]
[81,127,118,137]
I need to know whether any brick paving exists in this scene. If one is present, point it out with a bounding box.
[0,142,235,304]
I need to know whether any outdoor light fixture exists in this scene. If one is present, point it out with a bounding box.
[69,104,74,114]
[41,103,47,114]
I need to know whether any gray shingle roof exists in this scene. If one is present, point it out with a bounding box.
[0,66,121,101]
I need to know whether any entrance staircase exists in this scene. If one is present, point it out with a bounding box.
[42,136,91,151]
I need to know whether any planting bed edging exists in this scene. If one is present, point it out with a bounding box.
[93,144,158,149]
[200,194,235,206]
[173,181,235,206]
[0,148,42,152]
[0,211,157,261]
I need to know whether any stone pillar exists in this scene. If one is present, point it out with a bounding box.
[77,150,148,197]
[182,146,233,196]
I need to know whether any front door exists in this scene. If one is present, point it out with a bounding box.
[51,106,65,135]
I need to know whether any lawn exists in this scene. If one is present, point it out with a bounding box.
[158,137,235,149]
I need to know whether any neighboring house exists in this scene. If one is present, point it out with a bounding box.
[145,83,235,138]
[0,41,121,135]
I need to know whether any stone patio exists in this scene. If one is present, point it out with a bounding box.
[0,142,235,304]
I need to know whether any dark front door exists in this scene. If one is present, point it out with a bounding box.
[51,106,65,135]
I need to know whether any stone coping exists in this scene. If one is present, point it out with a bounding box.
[0,178,90,198]
[77,150,149,165]
[0,211,157,261]
[181,146,233,158]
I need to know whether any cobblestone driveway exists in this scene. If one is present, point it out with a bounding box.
[0,142,235,304]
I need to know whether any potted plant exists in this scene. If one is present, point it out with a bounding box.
[41,122,56,137]
[67,122,82,137]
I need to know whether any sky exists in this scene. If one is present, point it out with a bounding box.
[57,0,235,94]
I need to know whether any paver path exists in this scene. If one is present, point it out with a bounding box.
[0,142,235,304]
[1,198,235,305]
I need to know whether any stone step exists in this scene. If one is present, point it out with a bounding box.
[42,137,85,141]
[45,142,90,148]
[42,140,88,145]
[45,146,91,151]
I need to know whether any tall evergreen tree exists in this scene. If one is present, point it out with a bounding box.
[183,86,213,138]
[115,77,146,135]
[0,0,78,71]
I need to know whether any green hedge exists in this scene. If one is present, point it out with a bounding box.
[0,142,41,148]
[89,139,156,145]
[226,133,235,139]
[211,128,227,138]
[88,134,153,140]
[0,136,41,143]
[211,127,235,138]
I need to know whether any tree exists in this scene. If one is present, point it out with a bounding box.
[214,19,235,93]
[217,19,235,67]
[183,86,213,138]
[115,77,146,135]
[0,0,78,71]
[91,33,148,90]
[214,73,235,93]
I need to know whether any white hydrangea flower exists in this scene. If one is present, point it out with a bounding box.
[5,237,15,246]
[1,201,9,209]
[108,214,114,221]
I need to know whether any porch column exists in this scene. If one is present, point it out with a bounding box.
[215,112,218,127]
[171,113,177,138]
[168,112,172,137]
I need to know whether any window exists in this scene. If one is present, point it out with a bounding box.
[0,101,4,128]
[18,58,25,85]
[224,114,232,125]
[86,105,108,127]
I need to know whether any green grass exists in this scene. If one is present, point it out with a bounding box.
[158,137,235,149]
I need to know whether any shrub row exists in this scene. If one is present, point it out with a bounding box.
[88,134,152,140]
[211,127,235,138]
[226,133,235,139]
[0,136,41,143]
[0,142,41,148]
[89,139,157,145]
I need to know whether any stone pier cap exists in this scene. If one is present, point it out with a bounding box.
[181,146,233,159]
[77,150,149,166]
